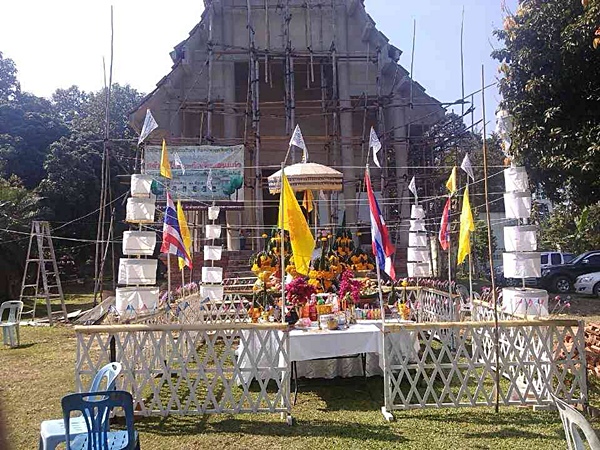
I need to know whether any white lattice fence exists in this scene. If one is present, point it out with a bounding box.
[119,293,252,326]
[74,323,291,419]
[472,298,526,322]
[417,288,460,323]
[382,320,586,415]
[471,299,556,397]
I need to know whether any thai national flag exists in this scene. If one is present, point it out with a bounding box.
[438,197,452,251]
[160,192,192,267]
[365,170,396,281]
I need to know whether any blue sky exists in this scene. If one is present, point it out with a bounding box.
[1,0,516,130]
[367,0,517,130]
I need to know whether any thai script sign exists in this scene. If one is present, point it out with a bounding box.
[144,145,244,201]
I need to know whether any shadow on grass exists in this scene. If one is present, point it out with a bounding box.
[463,427,557,440]
[293,376,383,411]
[11,343,36,349]
[403,408,558,428]
[135,415,408,444]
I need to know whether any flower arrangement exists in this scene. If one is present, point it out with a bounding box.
[550,295,572,315]
[286,276,317,308]
[332,229,354,257]
[349,248,375,272]
[399,302,411,320]
[339,270,363,306]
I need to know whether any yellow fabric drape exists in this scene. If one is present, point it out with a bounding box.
[177,200,192,269]
[302,190,314,213]
[445,166,457,194]
[457,185,475,264]
[160,138,172,179]
[277,172,315,275]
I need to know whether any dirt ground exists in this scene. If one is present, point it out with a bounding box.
[548,293,600,324]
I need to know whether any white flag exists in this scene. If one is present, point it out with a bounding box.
[138,109,159,145]
[408,176,417,197]
[289,124,308,162]
[460,153,475,182]
[369,127,382,168]
[206,169,213,192]
[173,152,185,175]
[319,190,327,201]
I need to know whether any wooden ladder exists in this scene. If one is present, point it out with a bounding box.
[19,221,68,324]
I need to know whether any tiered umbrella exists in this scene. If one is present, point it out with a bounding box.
[267,162,343,194]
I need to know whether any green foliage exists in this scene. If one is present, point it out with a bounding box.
[419,113,506,214]
[472,219,497,276]
[0,51,19,102]
[0,52,144,289]
[0,102,68,188]
[493,0,600,206]
[538,202,600,253]
[0,176,40,299]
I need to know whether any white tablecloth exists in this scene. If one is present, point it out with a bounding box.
[289,323,381,361]
[237,320,420,381]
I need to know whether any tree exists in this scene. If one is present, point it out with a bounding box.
[0,102,68,188]
[493,0,600,206]
[0,176,40,299]
[38,83,143,261]
[0,51,19,103]
[538,202,600,253]
[51,85,89,126]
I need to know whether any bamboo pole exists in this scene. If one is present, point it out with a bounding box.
[481,65,500,414]
[93,6,114,306]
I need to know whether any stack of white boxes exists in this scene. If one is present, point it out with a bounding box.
[502,167,548,316]
[115,174,159,315]
[200,206,224,301]
[407,204,432,278]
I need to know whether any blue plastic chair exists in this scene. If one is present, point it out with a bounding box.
[62,390,139,450]
[39,362,122,450]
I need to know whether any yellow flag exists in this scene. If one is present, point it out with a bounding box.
[446,166,457,194]
[457,185,475,264]
[160,138,172,179]
[302,190,314,213]
[177,200,192,269]
[277,172,315,275]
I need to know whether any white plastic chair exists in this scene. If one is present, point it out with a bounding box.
[0,300,23,347]
[551,394,600,450]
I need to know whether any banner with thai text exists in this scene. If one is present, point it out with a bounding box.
[144,145,244,201]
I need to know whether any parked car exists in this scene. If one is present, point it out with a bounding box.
[493,252,575,287]
[540,251,600,293]
[541,252,575,268]
[574,272,600,297]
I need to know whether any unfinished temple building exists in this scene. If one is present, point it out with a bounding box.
[130,0,444,266]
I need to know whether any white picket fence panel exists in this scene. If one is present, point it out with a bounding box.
[120,293,253,325]
[381,319,586,416]
[74,323,291,419]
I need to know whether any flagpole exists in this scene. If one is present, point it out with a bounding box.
[280,161,287,324]
[447,216,453,321]
[167,253,172,302]
[368,164,390,419]
[181,267,185,296]
[467,181,474,309]
[481,64,500,414]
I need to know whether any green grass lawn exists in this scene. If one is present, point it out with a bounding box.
[1,323,593,450]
